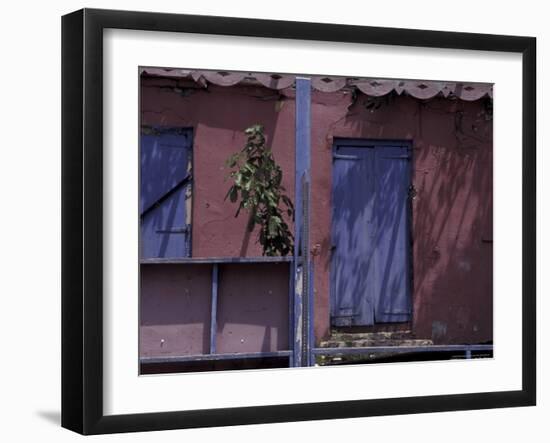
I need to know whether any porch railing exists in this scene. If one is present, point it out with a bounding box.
[140,256,294,367]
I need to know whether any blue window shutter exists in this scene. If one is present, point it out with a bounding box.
[140,129,193,258]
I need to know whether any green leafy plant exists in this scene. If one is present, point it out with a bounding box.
[225,124,294,256]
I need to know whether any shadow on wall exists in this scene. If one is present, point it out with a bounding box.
[327,95,493,344]
[412,105,493,344]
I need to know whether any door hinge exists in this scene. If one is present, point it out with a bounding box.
[381,155,411,160]
[333,154,360,160]
[156,226,190,234]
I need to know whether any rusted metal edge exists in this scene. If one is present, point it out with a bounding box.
[209,264,219,354]
[140,256,293,264]
[140,351,293,364]
[312,344,493,355]
[141,68,493,100]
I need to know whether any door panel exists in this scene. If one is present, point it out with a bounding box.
[330,146,376,326]
[374,146,411,322]
[330,141,411,326]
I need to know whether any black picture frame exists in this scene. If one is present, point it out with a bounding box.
[61,8,536,435]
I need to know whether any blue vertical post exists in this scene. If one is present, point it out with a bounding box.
[308,261,315,366]
[210,263,219,354]
[288,261,294,367]
[293,77,312,367]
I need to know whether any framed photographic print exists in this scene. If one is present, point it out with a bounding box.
[61,8,536,435]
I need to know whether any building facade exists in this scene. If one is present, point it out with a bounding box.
[139,69,493,371]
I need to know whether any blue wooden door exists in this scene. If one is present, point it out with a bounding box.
[331,141,411,326]
[140,129,193,258]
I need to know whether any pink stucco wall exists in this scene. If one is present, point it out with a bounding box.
[141,78,296,258]
[141,76,493,348]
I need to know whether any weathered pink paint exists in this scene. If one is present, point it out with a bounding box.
[141,76,493,349]
[140,262,290,357]
[216,263,289,353]
[140,264,211,357]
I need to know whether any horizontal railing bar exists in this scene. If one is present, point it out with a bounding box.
[312,345,493,355]
[140,256,293,265]
[141,351,293,364]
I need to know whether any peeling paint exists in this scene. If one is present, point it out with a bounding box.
[431,321,448,343]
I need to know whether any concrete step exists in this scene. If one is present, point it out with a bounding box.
[319,338,433,348]
[320,331,433,348]
[328,330,414,342]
